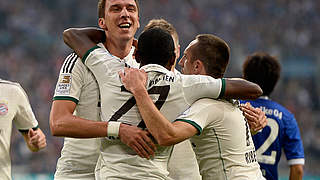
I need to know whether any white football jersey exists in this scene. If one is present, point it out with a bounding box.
[53,51,101,179]
[83,46,224,179]
[176,98,265,180]
[168,69,201,180]
[0,79,38,180]
[168,140,201,180]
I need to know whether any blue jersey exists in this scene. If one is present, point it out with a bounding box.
[241,97,304,180]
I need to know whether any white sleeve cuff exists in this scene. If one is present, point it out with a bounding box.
[288,158,305,165]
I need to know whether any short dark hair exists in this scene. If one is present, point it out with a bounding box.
[98,0,139,18]
[191,34,230,78]
[242,52,281,96]
[136,28,175,67]
[144,18,179,47]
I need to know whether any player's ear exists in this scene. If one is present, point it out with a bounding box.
[175,44,181,60]
[98,18,107,30]
[193,59,204,75]
[169,54,176,67]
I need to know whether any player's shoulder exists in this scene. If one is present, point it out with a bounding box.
[0,79,22,90]
[267,99,294,118]
[60,52,82,73]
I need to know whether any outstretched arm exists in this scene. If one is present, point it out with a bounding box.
[63,27,105,58]
[119,68,198,146]
[224,78,262,100]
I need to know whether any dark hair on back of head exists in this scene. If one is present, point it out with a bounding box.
[144,18,179,46]
[242,52,281,96]
[137,28,175,67]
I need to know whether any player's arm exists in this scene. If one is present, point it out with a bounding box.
[50,100,109,138]
[50,100,155,158]
[224,78,262,100]
[21,128,46,152]
[289,164,304,180]
[283,114,305,180]
[63,27,105,58]
[119,68,198,146]
[13,84,47,152]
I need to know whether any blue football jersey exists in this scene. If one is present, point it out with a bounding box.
[241,97,304,180]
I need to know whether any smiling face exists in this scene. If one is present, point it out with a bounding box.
[99,0,140,42]
[178,39,198,75]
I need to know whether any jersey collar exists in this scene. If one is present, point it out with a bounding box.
[97,43,135,63]
[259,96,269,100]
[140,64,171,74]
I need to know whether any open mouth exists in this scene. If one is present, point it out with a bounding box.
[119,23,131,29]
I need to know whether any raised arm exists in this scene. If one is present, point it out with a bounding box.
[119,68,198,146]
[224,78,262,100]
[63,27,105,58]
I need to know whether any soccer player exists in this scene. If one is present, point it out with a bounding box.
[63,26,263,179]
[240,52,305,180]
[143,18,201,180]
[50,0,156,179]
[0,79,46,180]
[143,18,267,180]
[119,33,266,180]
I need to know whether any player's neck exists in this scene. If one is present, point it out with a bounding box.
[103,39,133,59]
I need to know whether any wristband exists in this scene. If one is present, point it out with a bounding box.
[107,121,122,137]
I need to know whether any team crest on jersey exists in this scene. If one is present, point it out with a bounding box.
[56,74,72,95]
[0,103,8,115]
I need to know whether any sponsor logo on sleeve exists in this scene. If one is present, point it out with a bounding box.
[0,103,8,115]
[56,74,72,95]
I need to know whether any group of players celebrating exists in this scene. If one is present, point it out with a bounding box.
[0,0,304,180]
[50,0,305,179]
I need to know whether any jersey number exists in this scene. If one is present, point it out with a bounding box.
[109,85,170,128]
[256,118,279,165]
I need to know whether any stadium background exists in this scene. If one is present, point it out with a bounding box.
[0,0,319,179]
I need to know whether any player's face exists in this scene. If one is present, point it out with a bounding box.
[179,39,198,75]
[101,0,140,41]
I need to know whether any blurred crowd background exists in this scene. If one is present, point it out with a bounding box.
[0,0,319,178]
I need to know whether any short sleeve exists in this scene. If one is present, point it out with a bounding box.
[283,114,305,165]
[53,53,83,104]
[13,84,38,131]
[181,74,224,105]
[175,99,218,135]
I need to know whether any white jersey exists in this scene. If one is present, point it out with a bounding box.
[167,69,201,180]
[53,51,102,179]
[168,140,201,180]
[0,79,38,180]
[176,98,265,180]
[82,46,224,179]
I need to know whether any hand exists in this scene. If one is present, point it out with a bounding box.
[28,128,47,152]
[240,102,267,134]
[119,123,156,159]
[119,67,147,94]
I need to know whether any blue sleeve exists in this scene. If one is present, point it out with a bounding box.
[283,113,305,164]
